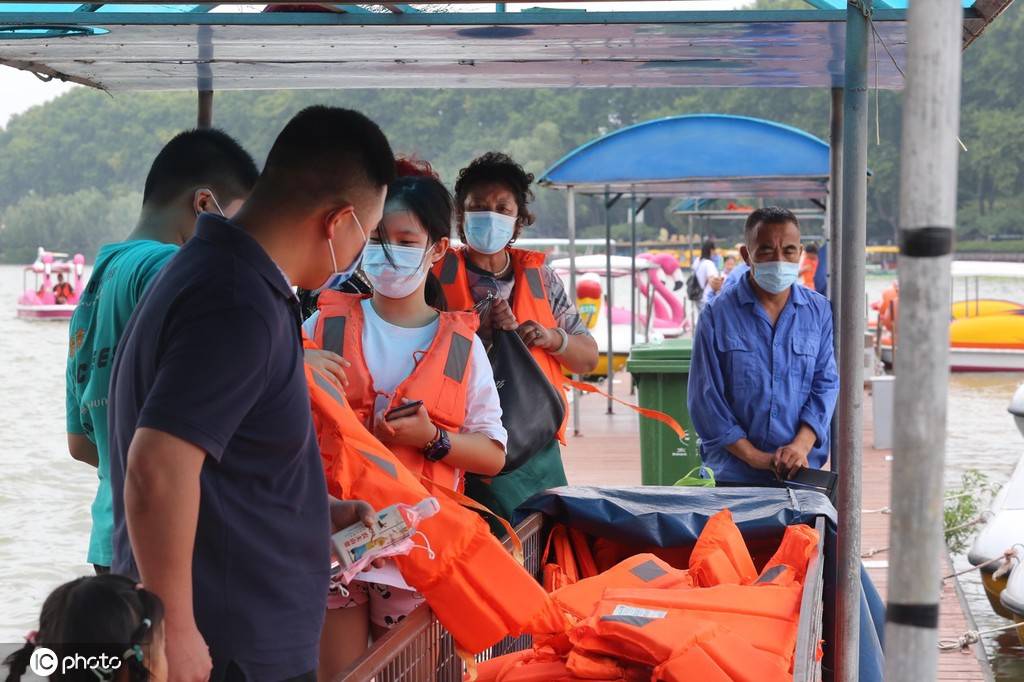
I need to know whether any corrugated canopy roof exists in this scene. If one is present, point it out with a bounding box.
[0,1,1009,92]
[539,114,831,199]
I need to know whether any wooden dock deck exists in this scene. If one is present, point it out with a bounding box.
[561,382,990,681]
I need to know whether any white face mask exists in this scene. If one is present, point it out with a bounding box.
[313,212,368,295]
[362,243,432,300]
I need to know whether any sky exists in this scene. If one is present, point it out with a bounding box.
[0,0,747,128]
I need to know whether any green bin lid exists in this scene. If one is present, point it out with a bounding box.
[626,338,692,373]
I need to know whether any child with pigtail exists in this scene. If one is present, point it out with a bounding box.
[4,574,166,682]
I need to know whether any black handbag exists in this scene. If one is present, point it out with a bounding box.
[486,324,566,473]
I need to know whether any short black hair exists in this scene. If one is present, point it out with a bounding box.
[381,160,454,311]
[453,152,535,240]
[261,106,396,204]
[744,206,800,241]
[805,242,819,254]
[142,128,258,206]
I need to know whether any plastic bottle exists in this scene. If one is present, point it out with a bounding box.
[331,497,440,584]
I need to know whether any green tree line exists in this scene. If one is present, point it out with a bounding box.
[1,1,1022,263]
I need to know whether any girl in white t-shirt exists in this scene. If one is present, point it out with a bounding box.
[304,159,507,679]
[694,240,721,309]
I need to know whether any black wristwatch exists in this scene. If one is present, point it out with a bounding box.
[423,427,451,462]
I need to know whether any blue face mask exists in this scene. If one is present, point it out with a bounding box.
[313,213,367,294]
[752,261,800,294]
[464,211,516,255]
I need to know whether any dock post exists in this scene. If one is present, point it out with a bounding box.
[567,187,581,437]
[886,0,962,679]
[835,2,871,680]
[828,87,844,473]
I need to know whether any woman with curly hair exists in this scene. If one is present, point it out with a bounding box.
[432,152,598,522]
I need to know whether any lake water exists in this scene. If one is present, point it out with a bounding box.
[0,264,1022,678]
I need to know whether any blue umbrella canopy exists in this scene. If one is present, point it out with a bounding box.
[539,114,832,200]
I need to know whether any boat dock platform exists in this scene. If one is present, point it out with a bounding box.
[561,385,991,681]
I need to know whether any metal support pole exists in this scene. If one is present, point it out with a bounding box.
[197,90,213,129]
[829,88,845,488]
[630,188,638,348]
[604,185,614,414]
[835,2,871,680]
[828,87,845,381]
[886,0,962,679]
[568,188,581,437]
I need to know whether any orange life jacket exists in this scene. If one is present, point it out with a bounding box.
[549,553,693,622]
[474,516,818,682]
[304,358,566,654]
[654,623,791,682]
[687,509,759,587]
[597,584,803,671]
[542,524,600,592]
[756,522,820,587]
[799,253,819,289]
[433,247,569,443]
[878,284,899,346]
[311,291,479,492]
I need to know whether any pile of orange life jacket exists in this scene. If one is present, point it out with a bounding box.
[472,509,820,682]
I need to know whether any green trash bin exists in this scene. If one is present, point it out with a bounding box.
[626,338,701,485]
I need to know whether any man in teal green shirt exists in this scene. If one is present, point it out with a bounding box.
[66,129,258,572]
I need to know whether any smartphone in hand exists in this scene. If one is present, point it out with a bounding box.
[384,400,424,422]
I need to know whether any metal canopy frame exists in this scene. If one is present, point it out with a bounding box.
[0,6,925,93]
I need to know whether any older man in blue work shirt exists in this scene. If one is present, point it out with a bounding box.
[688,207,839,484]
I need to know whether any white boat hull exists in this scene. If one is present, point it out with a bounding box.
[969,454,1024,619]
[950,347,1024,372]
[16,304,75,320]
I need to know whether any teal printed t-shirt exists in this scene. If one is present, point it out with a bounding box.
[66,240,179,566]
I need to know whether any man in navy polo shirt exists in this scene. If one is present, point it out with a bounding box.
[109,106,395,682]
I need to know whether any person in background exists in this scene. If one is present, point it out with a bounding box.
[799,242,820,289]
[432,151,598,521]
[65,129,258,576]
[107,106,394,682]
[693,239,720,310]
[813,242,829,296]
[688,207,839,484]
[722,254,737,277]
[3,574,167,682]
[305,159,507,679]
[54,273,74,303]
